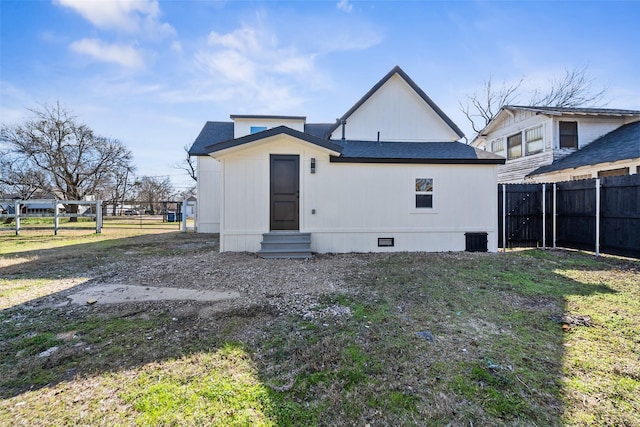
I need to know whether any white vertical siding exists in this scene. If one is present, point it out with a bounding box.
[196,157,221,233]
[305,162,498,252]
[330,74,460,142]
[215,136,499,253]
[218,136,330,252]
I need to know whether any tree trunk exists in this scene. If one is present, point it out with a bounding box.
[68,203,78,222]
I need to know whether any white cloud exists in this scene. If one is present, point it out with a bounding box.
[185,23,327,112]
[337,0,353,13]
[54,0,175,38]
[70,38,145,69]
[208,26,262,52]
[170,41,183,53]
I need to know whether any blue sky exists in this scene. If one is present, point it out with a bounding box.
[1,0,639,191]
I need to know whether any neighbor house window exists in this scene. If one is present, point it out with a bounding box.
[507,133,522,159]
[559,121,578,149]
[250,126,267,134]
[598,168,629,178]
[415,178,433,208]
[572,174,592,181]
[525,125,543,154]
[491,138,506,157]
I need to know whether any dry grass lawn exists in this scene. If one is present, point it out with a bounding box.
[1,229,638,426]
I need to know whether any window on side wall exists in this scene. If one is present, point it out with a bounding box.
[559,121,578,149]
[491,138,506,158]
[415,178,434,209]
[525,125,543,154]
[507,133,522,159]
[250,126,267,134]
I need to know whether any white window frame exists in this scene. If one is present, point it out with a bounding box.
[525,125,544,155]
[491,138,506,158]
[507,133,523,160]
[412,177,436,213]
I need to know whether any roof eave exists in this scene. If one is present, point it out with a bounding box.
[205,126,343,157]
[329,156,505,165]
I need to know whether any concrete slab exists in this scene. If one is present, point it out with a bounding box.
[65,284,240,305]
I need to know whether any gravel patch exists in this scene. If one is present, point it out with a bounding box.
[23,235,378,318]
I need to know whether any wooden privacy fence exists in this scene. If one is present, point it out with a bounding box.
[498,174,640,258]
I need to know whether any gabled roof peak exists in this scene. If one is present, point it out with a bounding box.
[325,66,464,139]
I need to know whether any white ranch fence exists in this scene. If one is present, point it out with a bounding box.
[0,199,102,235]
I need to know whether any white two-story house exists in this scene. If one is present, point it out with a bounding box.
[189,66,504,256]
[471,106,640,183]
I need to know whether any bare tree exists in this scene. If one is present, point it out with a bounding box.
[460,66,609,136]
[174,144,197,182]
[530,66,608,108]
[0,152,48,199]
[135,176,174,214]
[460,76,523,134]
[1,102,134,221]
[177,184,197,201]
[94,161,136,216]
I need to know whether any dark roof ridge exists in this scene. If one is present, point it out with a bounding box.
[230,114,307,120]
[325,65,465,139]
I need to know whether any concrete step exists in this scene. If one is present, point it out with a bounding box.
[258,232,312,259]
[260,232,311,243]
[260,241,311,251]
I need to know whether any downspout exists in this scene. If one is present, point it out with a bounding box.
[341,119,347,143]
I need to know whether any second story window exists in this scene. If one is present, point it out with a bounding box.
[507,133,522,159]
[559,121,578,149]
[491,138,506,157]
[525,125,543,154]
[250,126,267,134]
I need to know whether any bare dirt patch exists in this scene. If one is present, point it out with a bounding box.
[6,231,375,319]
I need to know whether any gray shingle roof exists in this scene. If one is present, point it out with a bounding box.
[331,140,504,164]
[189,121,234,156]
[527,121,640,177]
[189,122,503,164]
[304,123,335,139]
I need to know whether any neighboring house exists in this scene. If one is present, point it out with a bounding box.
[470,106,640,183]
[20,193,66,214]
[527,121,640,182]
[189,66,505,256]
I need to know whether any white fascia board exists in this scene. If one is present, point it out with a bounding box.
[209,134,341,159]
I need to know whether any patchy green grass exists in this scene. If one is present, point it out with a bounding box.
[0,230,216,309]
[0,231,638,426]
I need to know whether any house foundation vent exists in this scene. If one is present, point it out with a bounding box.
[378,237,394,247]
[465,233,488,252]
